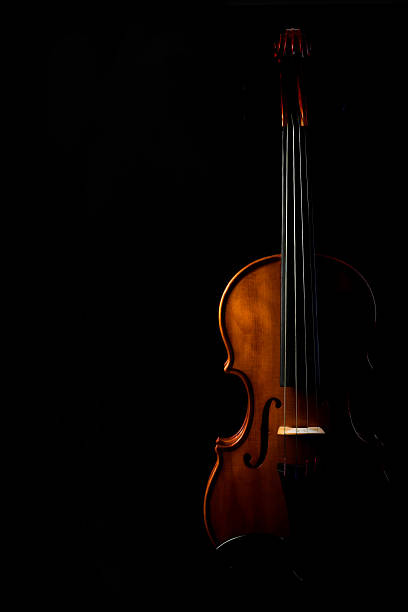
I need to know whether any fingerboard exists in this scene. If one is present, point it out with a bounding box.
[280,123,320,390]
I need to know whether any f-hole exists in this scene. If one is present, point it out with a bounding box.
[244,397,281,468]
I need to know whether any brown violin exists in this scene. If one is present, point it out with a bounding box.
[203,28,386,584]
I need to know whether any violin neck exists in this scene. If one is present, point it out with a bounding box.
[278,31,319,389]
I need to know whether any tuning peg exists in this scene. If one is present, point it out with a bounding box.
[274,28,311,59]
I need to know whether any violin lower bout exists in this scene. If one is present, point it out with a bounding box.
[204,254,376,548]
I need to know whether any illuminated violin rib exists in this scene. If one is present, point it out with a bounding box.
[277,426,325,435]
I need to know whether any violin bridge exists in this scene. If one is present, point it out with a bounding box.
[277,426,325,435]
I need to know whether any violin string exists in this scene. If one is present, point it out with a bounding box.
[304,129,320,428]
[292,121,298,458]
[298,123,309,431]
[282,124,288,461]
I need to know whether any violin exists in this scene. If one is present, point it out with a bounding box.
[203,28,388,585]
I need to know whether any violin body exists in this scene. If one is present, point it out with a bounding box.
[204,253,376,549]
[203,30,385,580]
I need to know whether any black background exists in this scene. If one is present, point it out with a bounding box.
[47,1,407,605]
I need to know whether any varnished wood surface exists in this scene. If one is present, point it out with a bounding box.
[204,254,376,548]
